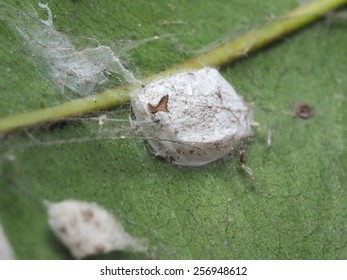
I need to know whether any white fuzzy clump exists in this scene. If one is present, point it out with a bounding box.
[46,200,144,259]
[0,223,15,260]
[1,3,137,96]
[131,67,254,166]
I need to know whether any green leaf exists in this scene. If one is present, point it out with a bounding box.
[0,0,346,259]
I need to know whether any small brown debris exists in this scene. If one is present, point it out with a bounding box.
[148,95,169,114]
[81,209,94,221]
[94,245,105,254]
[239,149,256,181]
[239,149,247,164]
[294,102,313,119]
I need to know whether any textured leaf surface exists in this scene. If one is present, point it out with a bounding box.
[0,0,346,259]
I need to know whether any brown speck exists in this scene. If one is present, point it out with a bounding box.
[94,245,105,254]
[239,149,247,164]
[81,209,94,221]
[294,102,313,119]
[148,95,169,114]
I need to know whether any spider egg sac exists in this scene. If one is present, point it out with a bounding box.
[46,200,145,259]
[131,67,254,167]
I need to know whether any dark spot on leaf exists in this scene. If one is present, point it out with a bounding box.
[294,102,313,119]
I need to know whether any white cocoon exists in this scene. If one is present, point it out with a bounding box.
[2,3,137,96]
[131,67,254,166]
[46,200,144,259]
[0,223,15,260]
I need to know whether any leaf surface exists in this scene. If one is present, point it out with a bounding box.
[0,0,346,259]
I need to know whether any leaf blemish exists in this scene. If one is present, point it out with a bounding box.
[294,102,313,119]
